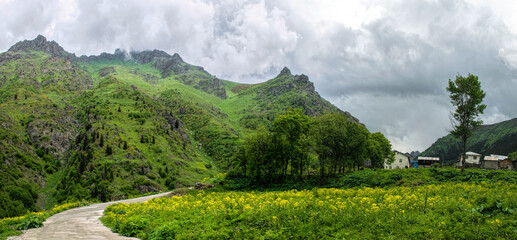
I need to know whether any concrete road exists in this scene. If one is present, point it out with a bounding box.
[9,192,171,240]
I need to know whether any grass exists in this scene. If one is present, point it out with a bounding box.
[102,178,517,239]
[40,171,64,209]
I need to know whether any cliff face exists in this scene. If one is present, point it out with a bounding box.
[255,67,359,122]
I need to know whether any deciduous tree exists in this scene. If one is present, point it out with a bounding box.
[273,108,310,179]
[368,132,394,168]
[446,73,486,172]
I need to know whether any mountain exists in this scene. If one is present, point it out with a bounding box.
[420,118,517,164]
[0,35,358,217]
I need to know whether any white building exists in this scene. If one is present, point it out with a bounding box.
[384,151,410,169]
[457,151,482,167]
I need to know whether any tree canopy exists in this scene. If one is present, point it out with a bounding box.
[446,73,486,171]
[235,109,394,183]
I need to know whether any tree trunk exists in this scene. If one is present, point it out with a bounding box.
[461,135,467,173]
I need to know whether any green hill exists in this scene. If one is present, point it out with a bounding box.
[420,118,517,164]
[0,35,357,217]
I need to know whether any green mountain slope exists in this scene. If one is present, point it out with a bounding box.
[0,35,359,217]
[420,118,517,164]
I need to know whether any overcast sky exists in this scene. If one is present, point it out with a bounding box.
[1,0,516,153]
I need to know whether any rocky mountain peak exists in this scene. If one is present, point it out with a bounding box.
[278,67,292,77]
[8,35,73,59]
[172,53,183,62]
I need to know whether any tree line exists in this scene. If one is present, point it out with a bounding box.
[232,108,394,183]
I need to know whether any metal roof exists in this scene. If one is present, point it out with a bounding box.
[484,156,499,161]
[465,151,481,156]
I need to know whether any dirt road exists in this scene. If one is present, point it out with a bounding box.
[9,192,170,240]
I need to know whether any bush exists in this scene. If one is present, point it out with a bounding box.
[118,216,150,238]
[149,223,180,240]
[16,215,43,230]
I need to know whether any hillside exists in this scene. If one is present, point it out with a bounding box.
[0,35,357,217]
[420,118,517,164]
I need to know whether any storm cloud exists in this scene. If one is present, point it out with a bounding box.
[1,0,516,152]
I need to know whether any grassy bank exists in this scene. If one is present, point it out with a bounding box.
[0,201,90,239]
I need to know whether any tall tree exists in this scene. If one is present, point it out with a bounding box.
[446,73,486,172]
[273,108,310,179]
[345,122,370,171]
[241,126,276,183]
[311,113,348,177]
[368,132,394,168]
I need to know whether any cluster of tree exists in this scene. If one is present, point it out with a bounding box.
[509,151,517,161]
[233,109,394,183]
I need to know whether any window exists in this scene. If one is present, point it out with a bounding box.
[399,159,402,163]
[473,156,477,160]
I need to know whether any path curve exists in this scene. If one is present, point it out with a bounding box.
[9,192,171,240]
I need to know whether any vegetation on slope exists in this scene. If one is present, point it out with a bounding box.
[0,35,359,218]
[0,49,92,217]
[420,118,517,164]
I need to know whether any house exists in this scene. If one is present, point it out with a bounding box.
[483,155,499,170]
[483,154,511,170]
[456,152,482,168]
[384,151,410,169]
[417,156,440,168]
[493,155,511,170]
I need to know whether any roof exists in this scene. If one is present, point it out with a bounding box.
[418,157,439,161]
[466,151,481,156]
[484,156,499,161]
[490,154,508,161]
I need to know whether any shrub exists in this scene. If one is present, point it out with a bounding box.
[149,223,180,240]
[118,216,150,238]
[16,215,43,230]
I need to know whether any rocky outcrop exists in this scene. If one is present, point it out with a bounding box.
[0,51,93,92]
[39,57,94,91]
[26,108,78,162]
[194,182,214,190]
[99,67,116,77]
[8,35,75,59]
[131,50,172,64]
[256,67,360,122]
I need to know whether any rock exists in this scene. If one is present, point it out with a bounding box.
[194,182,214,190]
[98,67,116,77]
[278,66,292,77]
[8,35,75,59]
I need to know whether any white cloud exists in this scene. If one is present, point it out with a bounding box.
[329,93,451,152]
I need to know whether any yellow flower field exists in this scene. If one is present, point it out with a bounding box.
[103,181,517,239]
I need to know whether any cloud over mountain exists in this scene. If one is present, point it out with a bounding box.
[1,0,516,152]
